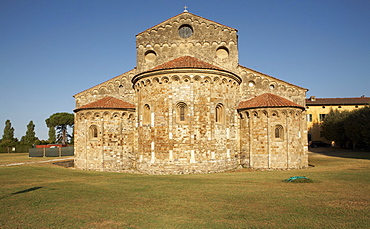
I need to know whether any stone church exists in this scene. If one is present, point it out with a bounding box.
[73,11,308,174]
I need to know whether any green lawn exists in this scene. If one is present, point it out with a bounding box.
[0,149,369,228]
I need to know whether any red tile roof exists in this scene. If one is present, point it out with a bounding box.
[306,96,370,106]
[237,93,304,110]
[150,56,224,71]
[74,96,135,112]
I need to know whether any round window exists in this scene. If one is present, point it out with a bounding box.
[178,25,193,38]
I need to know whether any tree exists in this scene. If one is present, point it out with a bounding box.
[1,120,16,153]
[20,121,38,145]
[2,119,15,141]
[45,113,74,145]
[321,109,350,147]
[345,106,370,148]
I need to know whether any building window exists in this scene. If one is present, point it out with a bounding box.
[319,114,326,122]
[89,125,98,139]
[275,125,284,140]
[178,24,193,38]
[215,103,224,124]
[307,114,312,122]
[176,102,188,123]
[143,104,151,124]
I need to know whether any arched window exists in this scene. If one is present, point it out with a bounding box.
[176,102,188,123]
[275,125,284,140]
[143,104,151,124]
[89,125,98,139]
[215,103,224,124]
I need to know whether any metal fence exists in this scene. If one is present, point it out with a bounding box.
[29,146,74,157]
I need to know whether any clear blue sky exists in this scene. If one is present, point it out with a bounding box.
[1,0,369,140]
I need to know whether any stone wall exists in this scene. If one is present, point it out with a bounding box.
[136,12,239,73]
[239,108,308,169]
[74,109,136,172]
[132,69,241,174]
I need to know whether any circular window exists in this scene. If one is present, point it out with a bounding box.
[178,25,193,38]
[248,81,255,87]
[145,50,157,62]
[216,47,229,59]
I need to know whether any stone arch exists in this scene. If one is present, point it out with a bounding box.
[99,87,108,94]
[152,77,160,84]
[112,112,120,118]
[182,75,190,83]
[161,76,169,83]
[94,112,101,119]
[193,75,201,81]
[261,110,268,117]
[271,110,279,117]
[171,75,180,82]
[203,76,211,83]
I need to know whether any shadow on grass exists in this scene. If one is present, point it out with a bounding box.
[0,187,43,200]
[309,147,370,160]
[11,187,43,195]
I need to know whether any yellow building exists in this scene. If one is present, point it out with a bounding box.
[306,96,370,144]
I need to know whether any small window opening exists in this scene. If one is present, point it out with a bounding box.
[143,104,151,124]
[176,102,188,123]
[275,125,284,139]
[215,103,224,124]
[89,125,98,139]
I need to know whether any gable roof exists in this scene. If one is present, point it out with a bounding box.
[238,65,308,91]
[136,12,237,36]
[150,56,225,71]
[237,93,304,110]
[74,96,135,112]
[306,96,370,106]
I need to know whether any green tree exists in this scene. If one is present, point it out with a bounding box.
[45,113,74,145]
[1,120,17,153]
[360,106,370,146]
[20,121,38,145]
[2,119,15,141]
[345,106,370,148]
[321,109,350,147]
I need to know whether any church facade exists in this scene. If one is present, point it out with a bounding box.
[73,12,309,174]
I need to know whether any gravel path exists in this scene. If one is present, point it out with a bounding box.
[0,157,74,167]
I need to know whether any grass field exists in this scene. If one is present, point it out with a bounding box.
[0,148,369,228]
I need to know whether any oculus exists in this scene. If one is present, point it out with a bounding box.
[178,24,193,38]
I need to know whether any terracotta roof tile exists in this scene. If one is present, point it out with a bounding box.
[150,56,224,71]
[237,93,304,110]
[306,96,370,106]
[74,97,135,112]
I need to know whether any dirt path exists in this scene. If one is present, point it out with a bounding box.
[0,157,74,167]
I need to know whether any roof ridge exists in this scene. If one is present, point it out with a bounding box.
[149,55,224,71]
[238,93,304,110]
[74,96,135,112]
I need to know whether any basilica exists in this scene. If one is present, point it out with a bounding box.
[73,11,308,174]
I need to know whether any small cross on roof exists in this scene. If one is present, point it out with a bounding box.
[183,6,188,12]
